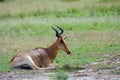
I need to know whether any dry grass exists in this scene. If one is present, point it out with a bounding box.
[0,36,55,54]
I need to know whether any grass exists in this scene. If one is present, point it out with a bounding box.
[0,0,120,73]
[0,0,120,19]
[0,17,119,72]
[51,70,69,80]
[110,63,120,75]
[94,63,120,74]
[110,69,120,75]
[94,63,117,70]
[0,53,15,71]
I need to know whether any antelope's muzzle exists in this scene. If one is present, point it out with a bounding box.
[67,51,71,55]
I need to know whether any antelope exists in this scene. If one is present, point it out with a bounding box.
[9,26,71,70]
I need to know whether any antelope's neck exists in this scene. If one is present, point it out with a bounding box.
[47,42,59,63]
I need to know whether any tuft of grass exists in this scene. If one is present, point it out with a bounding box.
[110,69,120,75]
[60,63,84,72]
[61,64,72,71]
[94,63,117,70]
[51,70,69,80]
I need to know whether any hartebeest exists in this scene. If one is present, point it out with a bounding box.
[9,26,71,70]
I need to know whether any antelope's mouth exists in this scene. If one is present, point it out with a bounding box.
[67,51,71,55]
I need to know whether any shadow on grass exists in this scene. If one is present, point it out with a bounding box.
[52,64,85,72]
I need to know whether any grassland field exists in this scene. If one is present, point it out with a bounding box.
[0,0,120,73]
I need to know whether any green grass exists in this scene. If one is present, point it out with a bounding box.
[0,0,120,19]
[110,69,120,75]
[51,70,69,80]
[94,63,117,70]
[0,53,15,72]
[0,16,120,72]
[0,0,120,72]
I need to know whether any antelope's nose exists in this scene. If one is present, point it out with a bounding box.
[67,51,71,55]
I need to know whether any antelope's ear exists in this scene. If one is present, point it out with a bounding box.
[64,36,68,39]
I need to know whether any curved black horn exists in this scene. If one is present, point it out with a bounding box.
[56,25,64,35]
[52,27,60,37]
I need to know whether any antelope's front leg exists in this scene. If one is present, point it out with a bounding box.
[25,55,40,70]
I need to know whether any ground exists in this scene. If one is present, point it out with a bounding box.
[0,54,119,80]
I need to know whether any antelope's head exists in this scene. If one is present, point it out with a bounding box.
[52,26,71,55]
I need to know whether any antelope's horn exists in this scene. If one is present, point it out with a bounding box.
[56,25,64,35]
[52,27,60,37]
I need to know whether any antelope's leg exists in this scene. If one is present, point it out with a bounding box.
[10,60,26,69]
[25,55,40,70]
[10,54,26,69]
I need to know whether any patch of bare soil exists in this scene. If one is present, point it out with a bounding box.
[0,54,120,80]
